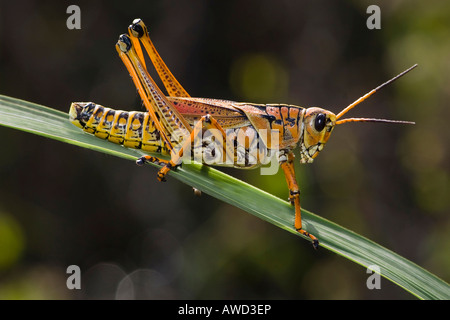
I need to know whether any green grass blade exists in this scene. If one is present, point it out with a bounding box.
[0,94,449,300]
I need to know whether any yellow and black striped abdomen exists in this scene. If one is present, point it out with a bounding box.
[69,102,171,155]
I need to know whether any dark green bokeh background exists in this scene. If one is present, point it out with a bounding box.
[0,0,448,299]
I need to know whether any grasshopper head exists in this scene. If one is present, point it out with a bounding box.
[69,102,97,129]
[297,65,418,164]
[299,107,336,163]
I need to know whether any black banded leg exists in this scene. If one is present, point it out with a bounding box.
[136,155,170,167]
[136,155,179,182]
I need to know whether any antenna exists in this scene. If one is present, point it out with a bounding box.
[335,64,417,125]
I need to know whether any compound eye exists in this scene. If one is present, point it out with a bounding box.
[314,113,326,132]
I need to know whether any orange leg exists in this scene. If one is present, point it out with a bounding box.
[119,20,233,186]
[138,113,236,182]
[128,19,190,98]
[127,19,206,194]
[116,35,190,149]
[116,26,193,181]
[279,151,319,249]
[136,156,172,181]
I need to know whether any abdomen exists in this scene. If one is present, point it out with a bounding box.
[69,102,171,155]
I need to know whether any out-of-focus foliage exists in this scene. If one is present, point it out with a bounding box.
[0,0,448,299]
[0,213,24,270]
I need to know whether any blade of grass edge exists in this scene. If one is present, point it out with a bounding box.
[0,94,449,300]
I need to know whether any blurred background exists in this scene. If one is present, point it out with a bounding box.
[0,0,449,299]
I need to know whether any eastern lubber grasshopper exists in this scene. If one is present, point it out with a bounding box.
[69,19,416,248]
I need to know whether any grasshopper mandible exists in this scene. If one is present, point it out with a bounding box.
[69,19,416,249]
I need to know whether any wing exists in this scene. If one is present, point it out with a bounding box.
[168,97,252,129]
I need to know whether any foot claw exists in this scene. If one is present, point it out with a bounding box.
[136,157,146,166]
[296,228,319,249]
[193,188,202,197]
[312,239,319,250]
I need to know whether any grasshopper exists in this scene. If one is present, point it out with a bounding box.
[69,19,416,249]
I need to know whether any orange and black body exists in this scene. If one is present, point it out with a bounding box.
[70,19,416,248]
[70,99,336,169]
